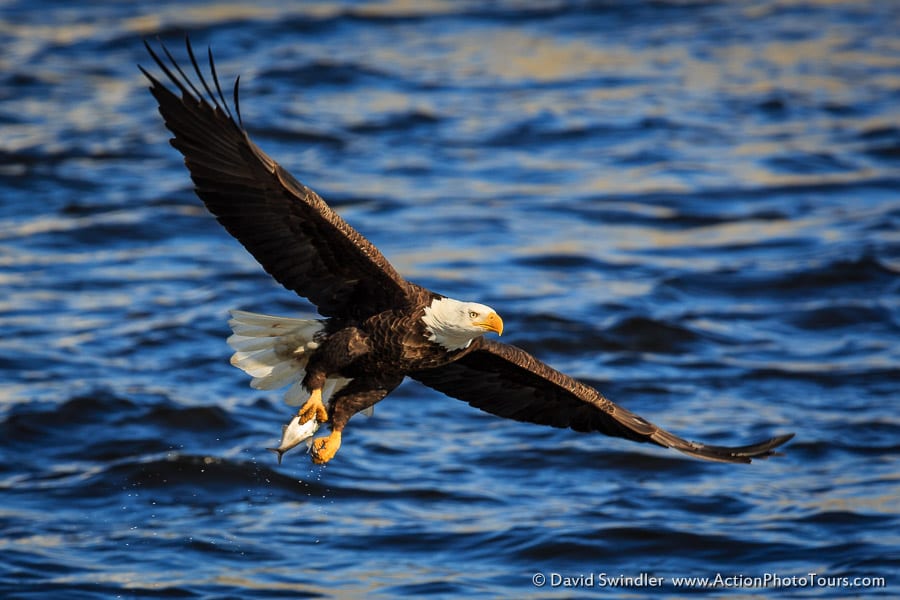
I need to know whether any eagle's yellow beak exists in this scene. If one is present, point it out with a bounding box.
[475,311,504,336]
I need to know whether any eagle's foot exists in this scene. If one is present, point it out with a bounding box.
[297,388,328,424]
[311,430,342,464]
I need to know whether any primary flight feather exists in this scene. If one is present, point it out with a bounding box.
[141,38,793,465]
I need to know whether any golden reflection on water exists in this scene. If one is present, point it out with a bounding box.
[5,0,894,202]
[415,7,900,195]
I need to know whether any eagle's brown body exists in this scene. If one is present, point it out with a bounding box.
[306,291,472,432]
[142,38,794,465]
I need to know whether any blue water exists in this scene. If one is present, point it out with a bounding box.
[2,1,898,598]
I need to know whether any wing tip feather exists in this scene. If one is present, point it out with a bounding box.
[671,432,796,464]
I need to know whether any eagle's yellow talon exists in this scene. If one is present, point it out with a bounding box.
[297,388,328,424]
[311,430,342,464]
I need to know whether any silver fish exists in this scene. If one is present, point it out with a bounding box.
[267,415,320,464]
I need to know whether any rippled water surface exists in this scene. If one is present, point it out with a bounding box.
[1,1,898,598]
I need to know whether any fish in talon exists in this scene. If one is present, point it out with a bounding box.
[267,415,320,464]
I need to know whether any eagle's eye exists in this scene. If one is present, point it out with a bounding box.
[468,310,479,319]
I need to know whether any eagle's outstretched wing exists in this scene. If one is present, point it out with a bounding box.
[411,339,794,463]
[141,38,412,320]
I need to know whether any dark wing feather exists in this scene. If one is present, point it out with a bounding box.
[411,339,794,463]
[140,38,411,319]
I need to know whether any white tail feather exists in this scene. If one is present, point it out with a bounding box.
[251,360,304,390]
[226,310,353,408]
[230,348,283,377]
[228,310,298,327]
[227,334,279,352]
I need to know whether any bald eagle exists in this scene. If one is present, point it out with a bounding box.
[141,39,793,465]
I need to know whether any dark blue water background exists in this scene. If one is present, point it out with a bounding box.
[1,1,898,598]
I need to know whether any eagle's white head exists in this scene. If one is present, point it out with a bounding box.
[422,297,504,351]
